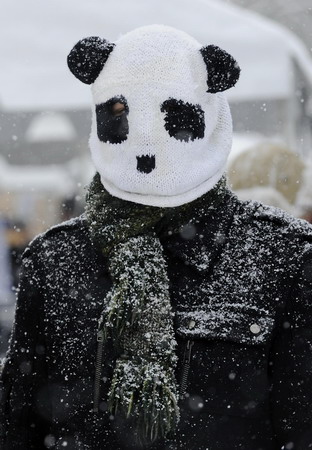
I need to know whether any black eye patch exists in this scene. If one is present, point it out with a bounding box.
[160,98,205,142]
[95,96,129,144]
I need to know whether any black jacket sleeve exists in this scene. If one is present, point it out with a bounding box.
[0,238,50,449]
[270,244,312,449]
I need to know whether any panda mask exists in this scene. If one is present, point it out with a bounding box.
[68,25,240,207]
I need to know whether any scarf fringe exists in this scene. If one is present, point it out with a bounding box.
[108,359,179,443]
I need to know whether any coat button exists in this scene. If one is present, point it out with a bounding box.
[188,320,196,330]
[250,323,261,334]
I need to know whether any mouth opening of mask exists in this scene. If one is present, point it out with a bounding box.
[136,154,156,174]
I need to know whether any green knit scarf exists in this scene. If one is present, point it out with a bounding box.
[85,173,227,444]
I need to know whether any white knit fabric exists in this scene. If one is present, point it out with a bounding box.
[89,25,233,207]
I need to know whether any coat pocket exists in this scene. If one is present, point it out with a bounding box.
[176,308,276,419]
[175,303,275,346]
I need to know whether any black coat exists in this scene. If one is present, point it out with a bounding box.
[1,190,312,450]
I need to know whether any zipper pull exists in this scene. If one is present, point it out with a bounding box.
[97,314,104,331]
[97,328,104,342]
[186,340,194,362]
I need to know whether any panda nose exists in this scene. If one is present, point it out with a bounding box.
[136,154,155,174]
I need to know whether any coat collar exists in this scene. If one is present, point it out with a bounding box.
[83,185,249,274]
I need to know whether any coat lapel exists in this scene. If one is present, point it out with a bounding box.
[160,190,239,274]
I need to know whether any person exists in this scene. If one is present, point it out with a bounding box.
[0,216,15,359]
[1,24,312,450]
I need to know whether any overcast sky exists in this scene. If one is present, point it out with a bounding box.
[228,0,312,51]
[1,0,312,110]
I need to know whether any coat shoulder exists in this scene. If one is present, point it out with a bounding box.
[44,214,88,236]
[23,214,89,258]
[237,198,312,243]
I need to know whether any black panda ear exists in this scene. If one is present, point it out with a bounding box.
[67,36,115,85]
[200,45,240,93]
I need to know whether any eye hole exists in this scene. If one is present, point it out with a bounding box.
[161,98,205,142]
[96,95,129,144]
[174,130,194,142]
[112,101,126,117]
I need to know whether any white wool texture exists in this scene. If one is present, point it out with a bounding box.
[89,25,233,207]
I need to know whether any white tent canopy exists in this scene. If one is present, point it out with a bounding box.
[1,0,312,111]
[0,155,75,194]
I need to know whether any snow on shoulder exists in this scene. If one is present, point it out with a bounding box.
[244,199,312,241]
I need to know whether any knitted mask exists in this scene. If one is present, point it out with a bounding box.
[68,25,240,207]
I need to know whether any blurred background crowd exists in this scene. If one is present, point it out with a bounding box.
[1,0,312,355]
